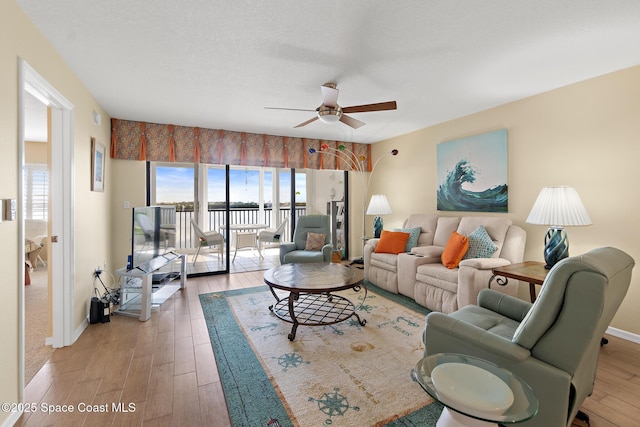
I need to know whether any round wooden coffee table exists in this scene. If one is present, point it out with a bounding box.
[263,263,367,340]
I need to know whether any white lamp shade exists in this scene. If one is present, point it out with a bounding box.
[526,186,592,227]
[366,194,392,215]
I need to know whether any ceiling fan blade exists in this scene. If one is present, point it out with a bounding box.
[339,114,365,129]
[342,101,397,114]
[321,83,339,107]
[294,116,319,128]
[264,106,316,112]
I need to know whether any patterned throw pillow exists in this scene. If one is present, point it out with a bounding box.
[305,232,327,251]
[394,227,421,252]
[463,225,498,259]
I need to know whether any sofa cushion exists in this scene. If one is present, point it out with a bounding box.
[404,214,439,246]
[463,225,498,259]
[441,231,469,269]
[416,264,459,292]
[282,250,327,263]
[370,252,401,269]
[394,226,422,252]
[375,230,410,254]
[447,304,521,340]
[305,232,326,251]
[433,217,461,247]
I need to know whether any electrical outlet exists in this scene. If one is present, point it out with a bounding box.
[124,200,130,208]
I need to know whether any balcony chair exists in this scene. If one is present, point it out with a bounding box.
[257,216,289,259]
[136,213,170,252]
[422,246,635,427]
[191,219,224,264]
[279,215,332,264]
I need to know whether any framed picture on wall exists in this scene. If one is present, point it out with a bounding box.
[91,137,105,192]
[437,129,508,212]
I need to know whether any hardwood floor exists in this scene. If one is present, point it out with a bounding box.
[15,271,640,427]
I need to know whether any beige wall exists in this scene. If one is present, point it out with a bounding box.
[25,140,47,164]
[110,159,147,268]
[1,1,111,421]
[367,65,640,335]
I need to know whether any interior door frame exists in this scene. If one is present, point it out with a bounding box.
[18,59,75,393]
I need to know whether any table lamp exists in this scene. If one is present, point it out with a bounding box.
[366,194,392,238]
[526,186,591,269]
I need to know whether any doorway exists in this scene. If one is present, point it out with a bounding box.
[22,91,53,384]
[19,60,75,394]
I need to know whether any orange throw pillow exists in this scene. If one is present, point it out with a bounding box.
[441,231,469,269]
[374,230,410,254]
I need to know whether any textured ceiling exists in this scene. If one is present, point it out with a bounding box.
[16,0,640,144]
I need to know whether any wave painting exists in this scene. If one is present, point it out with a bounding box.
[437,129,508,212]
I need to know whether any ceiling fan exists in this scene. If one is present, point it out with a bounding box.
[265,83,397,129]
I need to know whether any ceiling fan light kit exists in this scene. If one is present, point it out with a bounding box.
[266,82,397,129]
[317,105,342,123]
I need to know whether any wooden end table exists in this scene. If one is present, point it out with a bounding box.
[489,261,548,303]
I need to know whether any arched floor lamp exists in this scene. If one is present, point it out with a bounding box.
[309,144,398,264]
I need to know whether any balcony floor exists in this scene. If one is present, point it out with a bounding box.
[185,245,281,275]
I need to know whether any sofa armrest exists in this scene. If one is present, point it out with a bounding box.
[365,238,380,251]
[321,244,333,262]
[458,257,512,270]
[397,253,436,297]
[363,238,380,280]
[424,312,531,362]
[279,242,296,264]
[477,289,532,322]
[457,258,519,308]
[410,245,444,260]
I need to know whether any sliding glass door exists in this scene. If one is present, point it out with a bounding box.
[150,162,308,276]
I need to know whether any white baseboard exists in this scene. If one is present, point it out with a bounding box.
[605,326,640,344]
[2,410,22,427]
[43,318,88,348]
[74,318,89,343]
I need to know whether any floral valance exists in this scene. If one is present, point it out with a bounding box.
[110,119,372,171]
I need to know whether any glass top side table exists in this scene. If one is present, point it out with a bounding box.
[412,353,538,427]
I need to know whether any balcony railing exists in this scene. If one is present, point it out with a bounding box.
[172,207,307,249]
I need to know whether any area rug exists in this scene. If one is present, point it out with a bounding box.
[199,283,443,427]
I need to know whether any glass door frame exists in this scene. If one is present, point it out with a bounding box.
[149,161,230,276]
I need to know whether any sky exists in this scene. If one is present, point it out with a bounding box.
[155,165,306,204]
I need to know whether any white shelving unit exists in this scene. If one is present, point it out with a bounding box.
[115,251,186,321]
[328,201,346,259]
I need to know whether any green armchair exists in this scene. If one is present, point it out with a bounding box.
[422,247,635,427]
[279,215,332,264]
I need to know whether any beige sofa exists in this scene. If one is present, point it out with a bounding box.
[364,214,526,313]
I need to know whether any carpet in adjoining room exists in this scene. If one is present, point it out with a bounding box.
[200,284,443,427]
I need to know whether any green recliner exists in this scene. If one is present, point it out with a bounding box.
[279,215,333,264]
[423,246,635,427]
